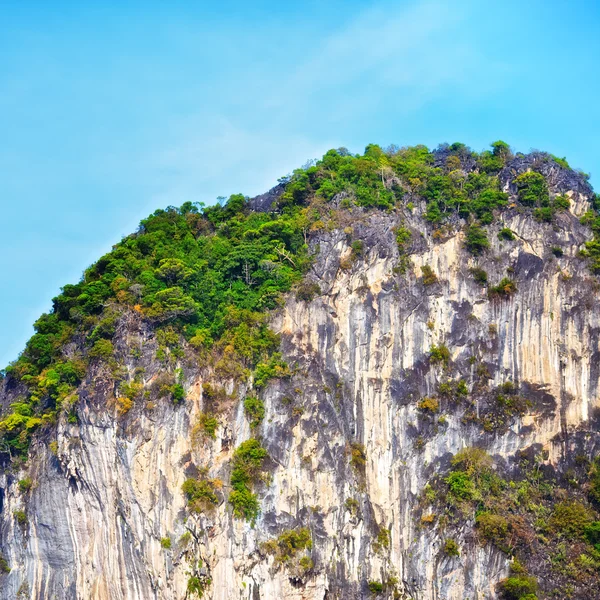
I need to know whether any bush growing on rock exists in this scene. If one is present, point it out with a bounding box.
[429,344,451,366]
[418,397,439,413]
[514,172,549,207]
[443,538,460,556]
[13,510,27,526]
[349,442,367,471]
[160,537,171,550]
[0,554,10,574]
[421,265,438,286]
[367,581,384,594]
[476,512,509,545]
[261,527,312,565]
[548,501,593,538]
[498,227,515,241]
[182,471,220,513]
[89,339,114,360]
[295,281,321,302]
[465,224,490,255]
[489,278,517,297]
[18,478,32,493]
[243,396,265,428]
[229,438,268,523]
[470,267,488,284]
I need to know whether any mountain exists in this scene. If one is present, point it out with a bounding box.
[1,142,599,600]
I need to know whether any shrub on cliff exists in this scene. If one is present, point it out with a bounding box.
[0,554,10,574]
[261,527,312,565]
[182,469,220,513]
[229,438,268,523]
[489,278,517,297]
[244,397,265,428]
[514,171,549,207]
[465,224,490,255]
[429,344,451,366]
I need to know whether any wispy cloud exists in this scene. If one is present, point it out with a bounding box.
[140,115,335,207]
[264,1,505,119]
[137,1,505,206]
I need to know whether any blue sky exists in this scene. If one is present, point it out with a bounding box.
[1,0,599,367]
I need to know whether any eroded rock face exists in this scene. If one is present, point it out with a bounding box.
[1,174,599,600]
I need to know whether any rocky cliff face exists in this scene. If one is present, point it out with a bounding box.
[1,157,599,600]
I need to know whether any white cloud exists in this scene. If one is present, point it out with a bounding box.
[263,0,502,116]
[102,0,513,211]
[140,115,335,207]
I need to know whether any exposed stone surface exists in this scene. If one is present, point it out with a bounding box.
[1,170,599,599]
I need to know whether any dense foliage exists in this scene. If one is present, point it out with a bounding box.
[1,193,311,457]
[229,438,268,523]
[1,140,596,461]
[422,448,600,599]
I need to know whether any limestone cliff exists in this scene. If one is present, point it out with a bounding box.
[1,146,600,600]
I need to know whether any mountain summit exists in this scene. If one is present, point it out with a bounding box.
[1,142,600,599]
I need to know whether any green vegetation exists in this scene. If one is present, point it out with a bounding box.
[160,537,172,550]
[229,438,268,523]
[514,171,570,223]
[514,172,549,207]
[394,225,412,273]
[443,538,460,557]
[349,442,367,472]
[498,561,538,600]
[344,497,360,516]
[298,556,314,573]
[465,224,490,255]
[261,527,312,565]
[444,447,495,503]
[421,265,438,286]
[395,225,412,249]
[429,344,451,367]
[295,281,321,302]
[589,459,600,506]
[193,412,219,441]
[438,379,468,401]
[0,140,598,598]
[478,382,531,432]
[243,396,265,429]
[171,383,185,404]
[551,155,570,169]
[489,278,517,297]
[0,554,10,574]
[18,478,32,493]
[182,471,220,513]
[476,512,509,545]
[367,581,384,594]
[1,141,595,463]
[372,528,390,554]
[13,510,27,526]
[179,531,192,546]
[580,197,600,273]
[417,397,439,413]
[253,353,289,389]
[470,267,488,285]
[89,339,114,360]
[478,141,512,173]
[187,574,211,598]
[2,186,311,457]
[421,448,600,597]
[498,227,515,241]
[548,501,593,538]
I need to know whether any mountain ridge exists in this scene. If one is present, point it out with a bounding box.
[1,141,600,599]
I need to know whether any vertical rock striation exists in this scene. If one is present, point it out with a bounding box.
[1,154,599,599]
